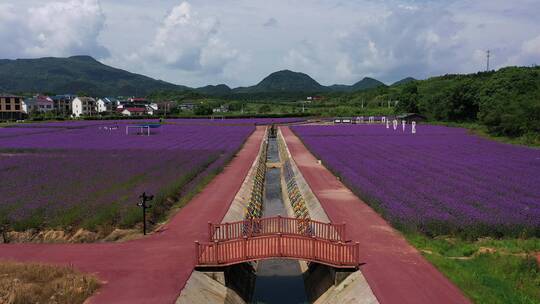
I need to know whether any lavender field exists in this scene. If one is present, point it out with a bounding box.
[0,121,254,230]
[292,124,540,237]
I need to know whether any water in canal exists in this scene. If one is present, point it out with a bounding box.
[251,137,309,304]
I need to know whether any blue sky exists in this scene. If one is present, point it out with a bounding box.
[1,0,539,87]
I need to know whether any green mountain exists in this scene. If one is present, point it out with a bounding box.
[328,77,386,92]
[351,77,387,90]
[0,56,190,96]
[233,70,328,94]
[0,55,388,96]
[196,84,232,95]
[391,77,417,86]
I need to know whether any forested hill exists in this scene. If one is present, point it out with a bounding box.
[328,77,386,92]
[0,56,389,96]
[232,71,387,94]
[233,70,327,93]
[398,66,540,138]
[0,56,190,96]
[323,66,540,141]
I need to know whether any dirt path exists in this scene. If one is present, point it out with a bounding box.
[0,127,265,304]
[281,127,470,304]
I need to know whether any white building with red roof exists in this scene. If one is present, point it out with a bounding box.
[120,107,148,116]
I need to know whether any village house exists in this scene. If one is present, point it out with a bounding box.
[24,95,54,114]
[96,97,118,113]
[51,94,76,115]
[0,94,26,120]
[116,97,152,110]
[146,102,158,112]
[37,96,54,112]
[145,105,155,116]
[120,107,148,116]
[72,97,97,117]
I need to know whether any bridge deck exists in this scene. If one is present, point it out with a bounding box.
[196,233,359,268]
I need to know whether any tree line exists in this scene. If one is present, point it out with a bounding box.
[395,66,540,139]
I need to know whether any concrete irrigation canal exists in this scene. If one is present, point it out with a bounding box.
[251,136,308,303]
[179,127,376,304]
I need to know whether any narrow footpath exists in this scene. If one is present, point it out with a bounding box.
[0,127,265,304]
[280,127,471,304]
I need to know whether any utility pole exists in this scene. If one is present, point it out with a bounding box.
[486,50,491,72]
[137,192,154,235]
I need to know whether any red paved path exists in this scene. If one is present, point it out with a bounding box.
[0,127,265,304]
[281,127,471,304]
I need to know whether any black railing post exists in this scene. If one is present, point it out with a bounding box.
[137,192,154,235]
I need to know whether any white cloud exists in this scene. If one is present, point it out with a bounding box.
[282,1,540,84]
[200,38,239,73]
[0,4,26,58]
[26,0,108,57]
[2,0,540,87]
[506,34,540,66]
[523,35,540,55]
[286,4,459,83]
[141,1,239,74]
[0,0,108,59]
[519,34,540,65]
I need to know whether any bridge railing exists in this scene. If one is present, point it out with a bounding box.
[208,216,346,243]
[196,234,359,268]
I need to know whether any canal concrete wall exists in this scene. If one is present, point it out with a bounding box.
[175,271,246,304]
[312,267,379,304]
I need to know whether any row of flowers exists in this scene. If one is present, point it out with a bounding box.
[292,124,540,238]
[0,122,255,231]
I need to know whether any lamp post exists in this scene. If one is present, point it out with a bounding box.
[137,192,154,235]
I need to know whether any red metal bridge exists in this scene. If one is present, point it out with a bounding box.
[195,216,360,268]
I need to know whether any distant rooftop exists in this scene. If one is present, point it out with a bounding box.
[123,107,146,112]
